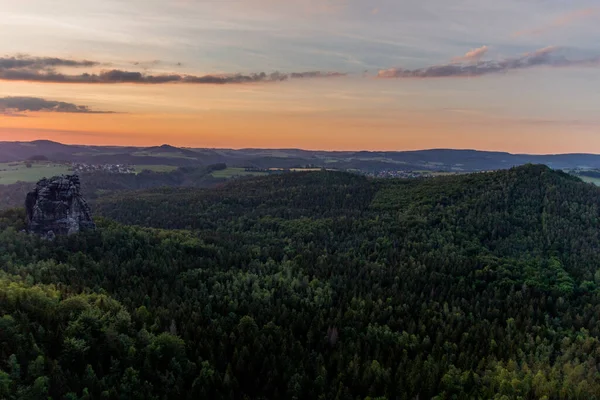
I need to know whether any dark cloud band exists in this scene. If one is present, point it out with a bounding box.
[0,55,346,84]
[0,97,115,114]
[0,69,347,84]
[0,56,98,70]
[2,49,598,85]
[378,46,600,79]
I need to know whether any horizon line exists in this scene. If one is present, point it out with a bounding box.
[3,139,600,157]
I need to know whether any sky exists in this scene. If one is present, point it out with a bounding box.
[1,0,600,153]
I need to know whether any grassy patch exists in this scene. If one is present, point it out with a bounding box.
[134,165,178,174]
[0,162,70,185]
[211,168,268,178]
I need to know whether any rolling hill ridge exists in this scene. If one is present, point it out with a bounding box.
[4,140,600,171]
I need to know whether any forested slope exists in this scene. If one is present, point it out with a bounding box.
[0,165,227,210]
[2,165,600,399]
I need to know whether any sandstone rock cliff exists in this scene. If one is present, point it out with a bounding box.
[26,175,95,238]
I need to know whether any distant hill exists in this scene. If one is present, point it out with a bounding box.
[3,140,600,171]
[0,140,90,162]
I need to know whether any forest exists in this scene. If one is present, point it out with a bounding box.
[0,164,228,210]
[2,164,600,399]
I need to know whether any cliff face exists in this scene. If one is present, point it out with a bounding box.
[26,175,95,238]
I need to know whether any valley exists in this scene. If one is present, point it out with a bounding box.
[4,140,600,175]
[2,165,600,398]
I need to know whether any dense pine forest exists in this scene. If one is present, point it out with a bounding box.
[3,164,600,399]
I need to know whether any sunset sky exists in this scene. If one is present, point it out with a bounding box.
[1,0,600,152]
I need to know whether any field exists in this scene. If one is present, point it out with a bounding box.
[0,162,70,185]
[211,167,268,178]
[134,165,178,173]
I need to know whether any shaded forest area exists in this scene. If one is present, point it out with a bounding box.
[2,165,600,399]
[0,164,228,210]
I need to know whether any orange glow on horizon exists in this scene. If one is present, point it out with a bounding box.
[1,110,598,154]
[2,76,600,154]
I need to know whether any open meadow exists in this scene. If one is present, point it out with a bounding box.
[134,165,178,173]
[0,162,70,185]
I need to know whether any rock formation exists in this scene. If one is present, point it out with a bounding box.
[26,175,95,238]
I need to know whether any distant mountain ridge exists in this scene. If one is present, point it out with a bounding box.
[2,140,600,171]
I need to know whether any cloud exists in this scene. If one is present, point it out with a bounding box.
[290,71,347,79]
[0,97,115,114]
[451,46,489,63]
[0,54,348,84]
[377,46,600,79]
[0,55,98,70]
[1,110,29,118]
[130,60,162,70]
[513,7,599,37]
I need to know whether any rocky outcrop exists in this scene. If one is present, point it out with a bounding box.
[26,175,95,238]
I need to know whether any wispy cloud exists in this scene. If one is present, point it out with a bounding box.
[451,46,489,63]
[0,55,346,84]
[0,55,98,70]
[0,97,115,115]
[513,7,599,37]
[378,46,600,79]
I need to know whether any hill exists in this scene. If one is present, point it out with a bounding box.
[2,165,600,398]
[4,140,600,172]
